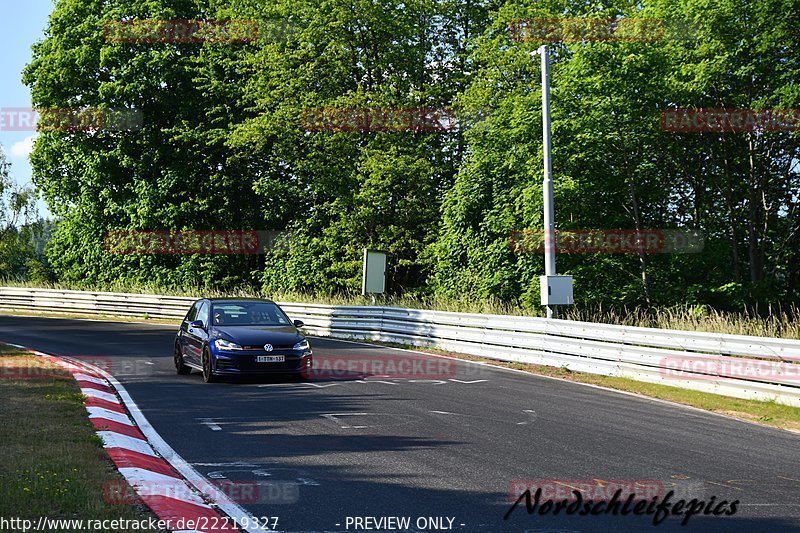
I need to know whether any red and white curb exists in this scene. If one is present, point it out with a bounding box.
[5,344,268,533]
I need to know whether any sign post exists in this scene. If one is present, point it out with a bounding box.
[362,249,387,301]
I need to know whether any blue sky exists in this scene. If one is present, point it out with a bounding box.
[0,0,55,217]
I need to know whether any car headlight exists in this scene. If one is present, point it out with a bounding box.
[215,338,243,351]
[293,339,310,351]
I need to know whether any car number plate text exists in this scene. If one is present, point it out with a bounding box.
[256,355,285,363]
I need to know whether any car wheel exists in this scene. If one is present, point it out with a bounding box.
[175,343,191,375]
[202,347,217,383]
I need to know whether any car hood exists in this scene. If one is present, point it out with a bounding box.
[211,326,302,347]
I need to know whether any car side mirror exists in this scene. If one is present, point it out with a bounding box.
[293,319,305,328]
[190,320,205,329]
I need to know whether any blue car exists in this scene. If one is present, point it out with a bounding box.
[174,298,312,383]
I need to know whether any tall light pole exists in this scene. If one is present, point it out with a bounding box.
[532,45,573,319]
[539,45,556,318]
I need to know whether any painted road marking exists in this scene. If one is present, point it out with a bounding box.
[206,466,320,488]
[355,379,399,385]
[517,409,537,425]
[321,413,374,429]
[198,417,223,431]
[253,378,491,389]
[207,469,273,480]
[191,462,260,467]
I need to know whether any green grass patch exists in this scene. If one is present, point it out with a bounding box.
[0,343,27,355]
[0,346,165,529]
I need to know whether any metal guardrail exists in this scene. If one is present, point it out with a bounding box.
[1,286,799,406]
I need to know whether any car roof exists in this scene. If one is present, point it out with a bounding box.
[205,298,277,304]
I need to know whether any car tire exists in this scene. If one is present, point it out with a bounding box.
[202,347,217,383]
[175,343,191,375]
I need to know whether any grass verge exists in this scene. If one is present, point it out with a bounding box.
[374,341,800,433]
[0,308,179,325]
[0,343,165,530]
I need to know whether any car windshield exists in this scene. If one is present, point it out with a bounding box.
[210,302,291,326]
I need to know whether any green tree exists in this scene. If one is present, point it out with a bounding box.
[0,145,48,280]
[224,0,489,294]
[24,0,269,289]
[430,0,800,309]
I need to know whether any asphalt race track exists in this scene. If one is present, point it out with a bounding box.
[1,315,799,532]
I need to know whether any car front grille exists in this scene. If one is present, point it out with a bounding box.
[241,344,294,352]
[216,354,308,372]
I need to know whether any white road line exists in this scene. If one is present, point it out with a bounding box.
[739,504,800,507]
[97,431,156,457]
[191,462,260,467]
[198,418,223,431]
[321,413,374,429]
[86,406,134,425]
[448,379,488,384]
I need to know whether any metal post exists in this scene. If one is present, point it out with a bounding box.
[540,45,557,319]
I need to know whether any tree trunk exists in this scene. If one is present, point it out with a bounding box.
[631,184,651,306]
[722,152,741,282]
[746,133,763,284]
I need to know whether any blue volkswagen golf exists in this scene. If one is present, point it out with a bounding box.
[174,298,312,383]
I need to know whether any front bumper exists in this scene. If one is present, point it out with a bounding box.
[212,349,313,375]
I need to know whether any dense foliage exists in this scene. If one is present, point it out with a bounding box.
[0,147,51,282]
[19,0,800,309]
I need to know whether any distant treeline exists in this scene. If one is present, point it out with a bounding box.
[20,0,800,309]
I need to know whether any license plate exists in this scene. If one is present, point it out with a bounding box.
[256,355,285,363]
